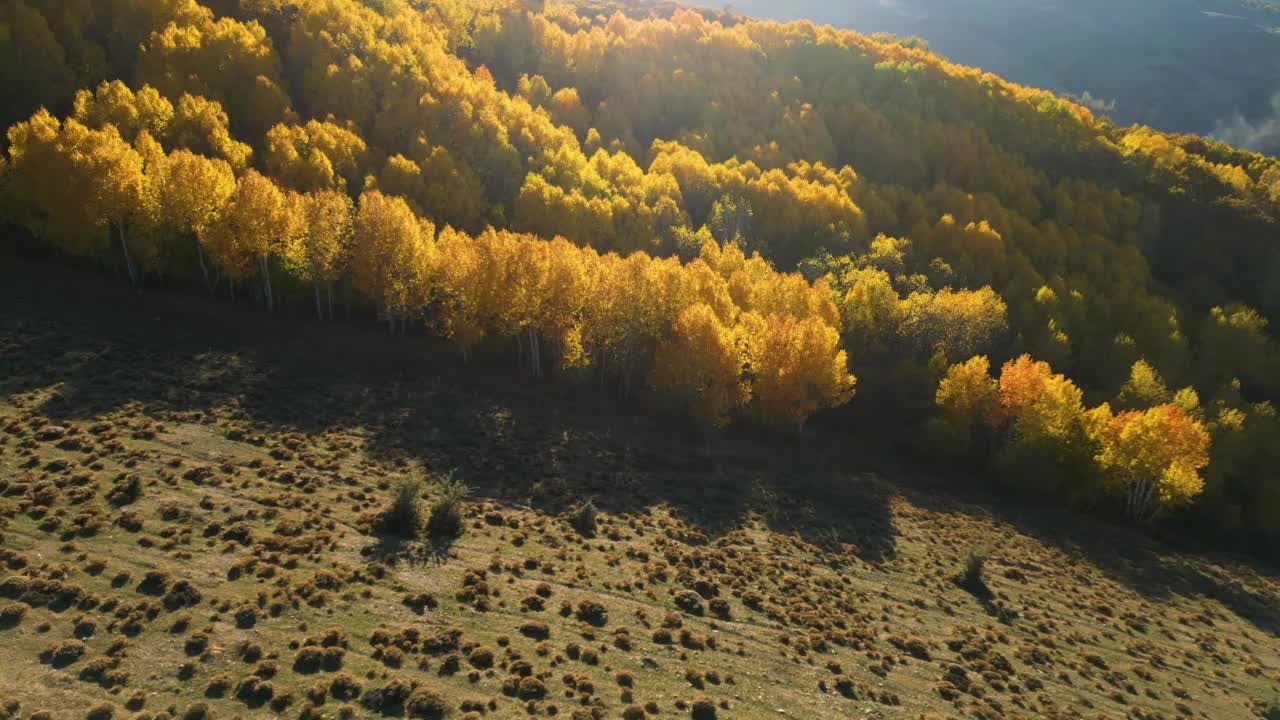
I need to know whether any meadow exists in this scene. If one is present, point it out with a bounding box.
[2,258,1277,719]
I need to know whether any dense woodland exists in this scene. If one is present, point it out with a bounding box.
[2,0,1280,559]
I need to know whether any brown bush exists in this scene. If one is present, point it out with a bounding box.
[405,687,449,719]
[43,639,86,668]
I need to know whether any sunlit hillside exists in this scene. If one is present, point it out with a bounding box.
[1,1,1280,717]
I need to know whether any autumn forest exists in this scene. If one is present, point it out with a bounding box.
[3,0,1280,559]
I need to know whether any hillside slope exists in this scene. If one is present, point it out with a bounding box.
[2,261,1278,719]
[728,0,1280,153]
[3,8,1280,717]
[6,0,1280,557]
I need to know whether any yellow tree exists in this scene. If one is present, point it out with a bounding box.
[446,228,518,361]
[1197,304,1271,393]
[535,237,591,370]
[81,124,150,287]
[264,120,368,193]
[433,225,486,359]
[997,355,1052,421]
[897,286,1008,360]
[296,189,353,320]
[503,233,551,376]
[168,94,252,172]
[377,154,426,213]
[1087,403,1211,521]
[418,146,487,232]
[935,355,999,452]
[5,112,152,285]
[743,312,855,431]
[202,169,294,309]
[1114,359,1171,410]
[72,81,174,143]
[651,303,747,429]
[352,190,434,334]
[580,252,659,396]
[549,86,589,135]
[994,354,1100,499]
[135,14,294,141]
[4,111,97,263]
[154,148,236,289]
[839,266,899,354]
[997,354,1085,440]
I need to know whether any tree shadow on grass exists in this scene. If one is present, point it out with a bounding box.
[362,532,456,568]
[900,459,1280,636]
[7,257,1278,633]
[1004,504,1280,635]
[0,257,898,578]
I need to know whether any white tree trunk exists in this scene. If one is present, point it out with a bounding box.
[1126,477,1159,522]
[261,256,274,312]
[195,237,212,293]
[528,327,541,378]
[117,222,137,288]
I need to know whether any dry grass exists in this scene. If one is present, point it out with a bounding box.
[0,259,1278,719]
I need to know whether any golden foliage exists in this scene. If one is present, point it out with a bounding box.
[9,0,1280,542]
[1088,403,1210,520]
[650,303,747,428]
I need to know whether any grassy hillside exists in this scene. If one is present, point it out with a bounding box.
[4,1,1280,715]
[2,259,1278,719]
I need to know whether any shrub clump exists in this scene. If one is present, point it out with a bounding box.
[382,475,426,537]
[43,639,86,668]
[575,600,608,626]
[235,676,275,706]
[517,676,546,699]
[234,605,258,628]
[205,674,233,697]
[404,687,449,718]
[362,679,413,714]
[78,656,128,687]
[184,634,209,656]
[402,592,438,614]
[293,646,325,674]
[467,645,495,669]
[690,696,718,719]
[674,590,705,615]
[958,545,990,596]
[568,500,597,537]
[0,601,28,627]
[425,477,468,539]
[519,621,550,639]
[105,476,142,506]
[329,672,363,701]
[708,598,731,618]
